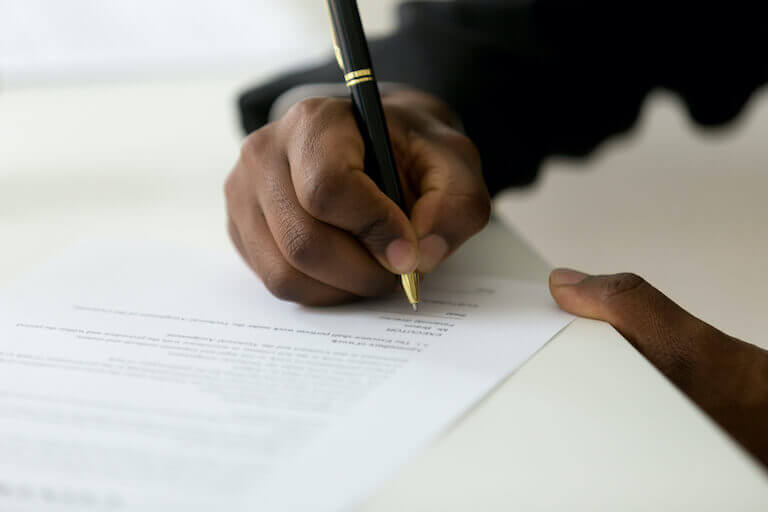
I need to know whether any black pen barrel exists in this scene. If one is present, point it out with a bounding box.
[349,82,405,209]
[327,0,406,211]
[327,0,373,73]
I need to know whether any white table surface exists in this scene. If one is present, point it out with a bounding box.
[1,76,766,510]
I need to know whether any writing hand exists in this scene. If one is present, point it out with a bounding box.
[225,90,490,305]
[550,269,768,467]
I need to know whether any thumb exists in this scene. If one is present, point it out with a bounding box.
[549,268,713,376]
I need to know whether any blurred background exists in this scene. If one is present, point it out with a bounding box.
[1,0,766,347]
[0,0,397,86]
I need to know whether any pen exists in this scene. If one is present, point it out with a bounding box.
[325,0,420,311]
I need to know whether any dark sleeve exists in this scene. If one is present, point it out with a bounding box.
[238,0,768,195]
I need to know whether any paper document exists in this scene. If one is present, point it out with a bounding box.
[0,242,572,511]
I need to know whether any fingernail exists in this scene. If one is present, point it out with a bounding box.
[550,268,589,287]
[386,238,418,273]
[417,234,449,273]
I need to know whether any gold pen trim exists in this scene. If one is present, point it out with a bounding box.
[324,1,345,71]
[345,76,375,87]
[344,68,372,81]
[333,46,344,71]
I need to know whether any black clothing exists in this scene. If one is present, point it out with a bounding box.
[238,0,768,195]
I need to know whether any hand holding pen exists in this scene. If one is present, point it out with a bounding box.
[224,20,490,307]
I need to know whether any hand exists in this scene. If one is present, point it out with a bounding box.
[225,90,490,305]
[549,269,768,468]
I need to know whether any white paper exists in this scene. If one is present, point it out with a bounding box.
[0,242,572,511]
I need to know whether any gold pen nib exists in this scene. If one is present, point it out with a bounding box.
[401,272,421,312]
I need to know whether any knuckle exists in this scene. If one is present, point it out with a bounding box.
[299,163,345,219]
[599,272,647,302]
[284,97,345,127]
[287,97,325,120]
[284,98,319,127]
[280,223,322,268]
[262,264,304,302]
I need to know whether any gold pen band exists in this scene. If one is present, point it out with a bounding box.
[344,68,374,87]
[344,68,372,81]
[346,76,374,87]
